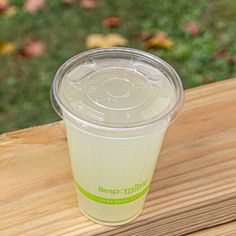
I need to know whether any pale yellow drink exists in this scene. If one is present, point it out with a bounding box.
[51,48,184,225]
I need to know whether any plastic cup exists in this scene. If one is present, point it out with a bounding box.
[51,47,184,226]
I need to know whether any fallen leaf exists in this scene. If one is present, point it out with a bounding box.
[213,48,227,59]
[3,6,17,16]
[228,55,236,65]
[184,21,201,36]
[24,0,46,13]
[136,31,152,41]
[0,0,9,13]
[0,41,16,55]
[102,16,121,27]
[20,38,46,58]
[145,31,174,49]
[86,33,127,48]
[86,34,103,48]
[203,76,215,84]
[62,0,77,4]
[80,0,99,9]
[105,34,127,47]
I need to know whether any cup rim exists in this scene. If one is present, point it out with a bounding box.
[51,47,184,131]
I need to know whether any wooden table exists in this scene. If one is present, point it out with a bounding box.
[0,79,236,236]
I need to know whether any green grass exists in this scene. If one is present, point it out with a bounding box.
[0,0,236,133]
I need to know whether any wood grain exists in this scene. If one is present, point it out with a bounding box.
[189,221,236,236]
[0,78,236,236]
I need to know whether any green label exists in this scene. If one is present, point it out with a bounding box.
[74,179,150,205]
[98,179,148,195]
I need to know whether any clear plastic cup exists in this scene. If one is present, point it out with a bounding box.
[51,47,184,226]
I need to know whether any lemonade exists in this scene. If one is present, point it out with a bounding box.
[51,48,184,225]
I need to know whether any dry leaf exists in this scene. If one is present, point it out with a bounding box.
[213,48,227,59]
[80,0,99,9]
[203,76,214,84]
[184,21,201,36]
[86,34,104,48]
[24,0,46,13]
[62,0,77,4]
[105,34,127,47]
[145,31,174,49]
[0,41,16,55]
[102,16,121,27]
[20,38,46,58]
[0,0,9,13]
[0,0,17,16]
[3,6,17,16]
[86,33,127,48]
[228,55,236,65]
[136,31,152,41]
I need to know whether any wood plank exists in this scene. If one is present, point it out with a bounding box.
[0,78,236,236]
[189,221,236,236]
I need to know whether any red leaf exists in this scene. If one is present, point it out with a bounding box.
[184,21,201,36]
[0,0,10,13]
[80,0,99,9]
[20,38,46,58]
[24,0,46,13]
[213,48,227,59]
[102,16,121,27]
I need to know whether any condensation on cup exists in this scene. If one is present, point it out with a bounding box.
[51,47,184,226]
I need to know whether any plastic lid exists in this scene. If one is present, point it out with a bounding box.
[51,48,184,131]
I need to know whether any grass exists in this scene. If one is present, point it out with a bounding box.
[0,0,235,133]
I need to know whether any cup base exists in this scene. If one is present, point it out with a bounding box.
[79,206,142,226]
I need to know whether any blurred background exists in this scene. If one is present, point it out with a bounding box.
[0,0,235,133]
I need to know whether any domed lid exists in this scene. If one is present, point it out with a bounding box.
[51,48,184,131]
